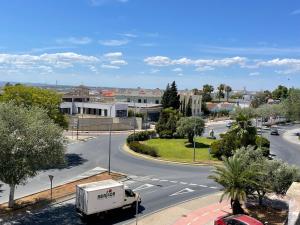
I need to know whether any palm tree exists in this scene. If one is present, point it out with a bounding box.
[217,84,225,102]
[225,85,232,102]
[209,156,259,214]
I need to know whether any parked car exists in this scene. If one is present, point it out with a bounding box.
[215,214,263,225]
[270,127,279,135]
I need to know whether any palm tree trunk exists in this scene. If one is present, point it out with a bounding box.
[232,199,244,215]
[8,184,15,208]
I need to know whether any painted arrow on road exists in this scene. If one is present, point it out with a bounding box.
[133,184,155,191]
[170,188,194,196]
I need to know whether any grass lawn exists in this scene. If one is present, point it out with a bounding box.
[143,137,218,163]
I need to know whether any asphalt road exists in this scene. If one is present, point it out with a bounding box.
[1,122,299,225]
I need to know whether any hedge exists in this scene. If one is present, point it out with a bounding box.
[255,136,270,149]
[128,141,159,157]
[127,130,156,143]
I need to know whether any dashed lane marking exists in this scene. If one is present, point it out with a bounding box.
[170,188,195,196]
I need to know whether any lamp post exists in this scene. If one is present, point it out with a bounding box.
[108,105,113,175]
[48,175,54,201]
[135,193,140,225]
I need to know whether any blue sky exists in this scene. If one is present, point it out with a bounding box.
[0,0,300,90]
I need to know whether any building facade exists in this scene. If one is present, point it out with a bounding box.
[179,91,202,116]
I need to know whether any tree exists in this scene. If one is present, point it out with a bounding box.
[209,155,260,214]
[217,84,225,102]
[0,102,66,208]
[272,85,288,100]
[156,108,181,138]
[176,117,205,143]
[0,85,68,128]
[283,88,300,121]
[169,81,180,109]
[161,83,171,109]
[202,84,214,102]
[225,85,232,102]
[161,81,180,109]
[185,97,192,117]
[251,91,270,108]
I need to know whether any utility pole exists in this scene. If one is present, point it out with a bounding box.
[108,105,113,174]
[193,114,196,162]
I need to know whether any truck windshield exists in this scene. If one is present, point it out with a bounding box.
[125,189,135,197]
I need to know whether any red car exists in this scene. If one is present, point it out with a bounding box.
[214,214,263,225]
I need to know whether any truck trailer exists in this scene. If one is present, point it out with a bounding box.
[76,179,141,218]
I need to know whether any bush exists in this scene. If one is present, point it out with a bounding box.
[127,130,156,143]
[255,136,270,149]
[210,139,234,160]
[128,141,159,157]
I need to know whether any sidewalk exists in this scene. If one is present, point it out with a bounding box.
[128,192,231,225]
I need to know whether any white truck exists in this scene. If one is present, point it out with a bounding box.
[75,179,141,218]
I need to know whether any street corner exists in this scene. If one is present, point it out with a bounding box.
[173,201,231,225]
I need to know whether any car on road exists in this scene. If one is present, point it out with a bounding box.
[270,127,279,135]
[214,214,263,225]
[226,121,233,128]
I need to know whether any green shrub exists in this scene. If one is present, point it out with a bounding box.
[127,130,156,143]
[128,141,159,157]
[255,136,270,149]
[210,140,224,159]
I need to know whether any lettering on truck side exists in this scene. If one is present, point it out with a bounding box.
[97,189,116,200]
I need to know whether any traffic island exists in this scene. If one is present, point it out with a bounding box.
[124,137,221,166]
[0,171,125,221]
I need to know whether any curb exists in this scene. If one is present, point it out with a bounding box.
[122,191,223,225]
[123,144,221,167]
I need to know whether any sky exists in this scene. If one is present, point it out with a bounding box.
[0,0,300,91]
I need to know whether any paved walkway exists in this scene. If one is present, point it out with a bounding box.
[282,128,300,146]
[128,192,231,225]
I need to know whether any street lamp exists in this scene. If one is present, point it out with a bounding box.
[48,175,54,201]
[108,105,113,175]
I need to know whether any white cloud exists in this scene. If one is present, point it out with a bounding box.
[139,43,157,47]
[101,64,120,69]
[99,39,129,46]
[0,52,100,73]
[120,33,137,38]
[103,52,123,59]
[249,72,260,76]
[291,9,300,15]
[195,66,215,72]
[56,37,92,45]
[144,56,247,71]
[89,65,98,73]
[144,56,172,66]
[172,67,182,72]
[110,60,128,65]
[256,58,300,74]
[150,69,160,74]
[89,0,128,6]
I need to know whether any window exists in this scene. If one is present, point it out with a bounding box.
[116,110,127,117]
[104,109,108,117]
[138,99,142,103]
[155,100,159,104]
[127,98,130,102]
[77,107,81,114]
[144,99,147,103]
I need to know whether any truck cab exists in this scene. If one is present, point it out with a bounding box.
[124,188,141,207]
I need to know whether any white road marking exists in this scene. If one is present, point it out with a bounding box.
[170,188,195,196]
[151,178,159,181]
[133,183,155,191]
[170,181,178,183]
[198,184,208,187]
[180,182,187,185]
[189,183,197,186]
[160,179,168,182]
[209,186,219,189]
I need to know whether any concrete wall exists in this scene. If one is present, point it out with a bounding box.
[68,116,142,131]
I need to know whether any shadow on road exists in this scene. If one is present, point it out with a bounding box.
[41,153,88,170]
[4,202,145,225]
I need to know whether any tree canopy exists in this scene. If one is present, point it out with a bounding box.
[156,108,181,138]
[0,85,68,128]
[176,117,205,143]
[161,81,180,109]
[0,102,66,207]
[283,88,300,121]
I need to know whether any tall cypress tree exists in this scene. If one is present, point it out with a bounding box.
[169,81,180,109]
[161,83,171,108]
